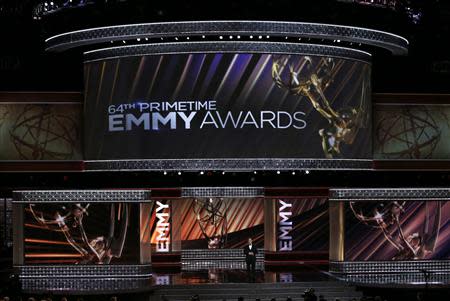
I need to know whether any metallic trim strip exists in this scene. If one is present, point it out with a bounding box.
[84,159,373,171]
[13,190,152,203]
[330,260,450,274]
[329,188,450,200]
[181,187,264,197]
[45,21,408,55]
[181,248,264,271]
[17,264,152,278]
[20,277,152,293]
[336,272,450,286]
[83,42,372,63]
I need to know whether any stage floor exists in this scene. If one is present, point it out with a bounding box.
[151,265,450,289]
[153,266,332,285]
[150,267,363,301]
[14,262,450,296]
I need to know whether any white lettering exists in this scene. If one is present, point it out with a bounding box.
[278,199,293,251]
[260,111,276,128]
[241,111,259,128]
[177,112,197,129]
[152,112,177,130]
[109,114,124,131]
[293,111,307,129]
[277,111,293,129]
[200,111,219,128]
[126,113,150,130]
[216,111,243,128]
[155,201,170,252]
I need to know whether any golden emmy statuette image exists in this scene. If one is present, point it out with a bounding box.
[28,203,130,264]
[349,201,442,260]
[272,55,368,158]
[193,198,228,249]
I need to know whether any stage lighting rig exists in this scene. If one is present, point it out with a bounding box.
[0,0,29,18]
[32,0,96,20]
[336,0,424,24]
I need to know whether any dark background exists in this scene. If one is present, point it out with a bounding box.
[0,0,449,93]
[1,0,450,253]
[1,1,450,292]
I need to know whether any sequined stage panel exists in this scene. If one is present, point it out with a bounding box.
[181,249,264,271]
[20,268,364,299]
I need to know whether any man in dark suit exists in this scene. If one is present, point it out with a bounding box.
[243,238,257,273]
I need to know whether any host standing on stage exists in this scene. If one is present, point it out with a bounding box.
[244,238,257,273]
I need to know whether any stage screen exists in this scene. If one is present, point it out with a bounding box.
[24,203,140,264]
[345,201,450,261]
[276,198,328,252]
[0,103,82,160]
[179,197,264,249]
[84,53,371,160]
[374,104,450,159]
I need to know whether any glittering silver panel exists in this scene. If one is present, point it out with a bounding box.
[329,188,450,201]
[45,21,408,55]
[13,190,152,203]
[0,198,12,248]
[17,264,152,278]
[85,159,372,171]
[330,260,450,274]
[337,272,450,285]
[20,277,151,293]
[84,42,371,63]
[181,187,264,197]
[181,249,264,271]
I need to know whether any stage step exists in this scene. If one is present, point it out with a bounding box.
[151,282,362,301]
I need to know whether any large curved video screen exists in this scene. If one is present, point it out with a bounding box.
[84,53,371,160]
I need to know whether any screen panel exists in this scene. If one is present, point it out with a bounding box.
[0,103,82,160]
[180,197,264,249]
[24,203,140,264]
[344,201,450,261]
[374,104,450,159]
[276,198,329,252]
[84,53,371,160]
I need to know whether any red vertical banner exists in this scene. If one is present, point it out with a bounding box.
[151,200,171,252]
[276,198,329,252]
[277,199,293,251]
